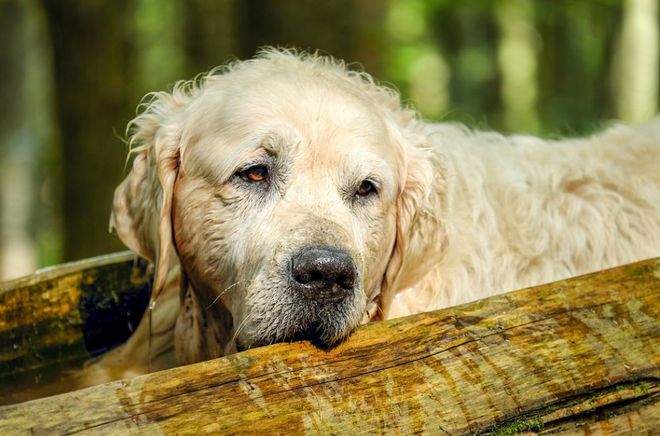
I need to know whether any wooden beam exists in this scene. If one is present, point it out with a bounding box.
[0,252,152,404]
[1,258,658,434]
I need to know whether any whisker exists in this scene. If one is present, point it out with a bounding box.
[147,300,155,372]
[205,281,243,310]
[231,312,255,348]
[376,302,384,318]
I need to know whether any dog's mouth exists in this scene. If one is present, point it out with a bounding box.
[236,322,321,352]
[236,315,355,352]
[280,321,349,348]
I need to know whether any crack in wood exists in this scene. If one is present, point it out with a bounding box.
[477,378,659,435]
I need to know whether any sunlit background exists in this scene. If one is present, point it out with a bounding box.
[1,0,658,280]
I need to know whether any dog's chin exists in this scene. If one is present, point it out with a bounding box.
[235,306,360,352]
[237,325,353,352]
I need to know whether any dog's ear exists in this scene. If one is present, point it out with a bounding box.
[111,90,191,303]
[379,126,435,318]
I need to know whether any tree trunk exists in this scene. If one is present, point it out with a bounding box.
[615,0,659,123]
[0,0,60,279]
[495,0,540,133]
[42,0,134,261]
[235,0,385,74]
[183,0,239,75]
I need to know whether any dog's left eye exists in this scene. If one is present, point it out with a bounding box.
[237,165,268,183]
[356,180,377,197]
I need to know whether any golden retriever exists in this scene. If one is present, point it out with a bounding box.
[87,48,660,382]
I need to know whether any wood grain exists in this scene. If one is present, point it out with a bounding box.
[0,258,658,434]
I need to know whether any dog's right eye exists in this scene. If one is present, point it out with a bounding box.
[355,180,377,197]
[237,165,268,183]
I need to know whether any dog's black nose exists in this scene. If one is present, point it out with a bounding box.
[290,247,356,302]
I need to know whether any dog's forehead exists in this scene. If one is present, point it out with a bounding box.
[184,73,400,178]
[224,75,388,139]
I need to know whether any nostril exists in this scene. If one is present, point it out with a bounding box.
[294,271,309,284]
[337,273,355,290]
[291,247,357,297]
[310,271,323,283]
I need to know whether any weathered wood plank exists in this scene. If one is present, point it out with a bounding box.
[0,258,658,434]
[0,252,152,405]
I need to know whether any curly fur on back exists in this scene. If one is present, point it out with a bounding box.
[389,121,660,316]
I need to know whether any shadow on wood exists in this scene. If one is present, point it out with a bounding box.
[0,256,658,434]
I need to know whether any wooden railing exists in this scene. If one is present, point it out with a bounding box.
[0,255,658,434]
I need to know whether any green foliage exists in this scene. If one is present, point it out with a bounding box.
[133,0,186,93]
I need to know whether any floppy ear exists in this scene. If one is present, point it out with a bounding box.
[378,132,435,319]
[110,90,190,304]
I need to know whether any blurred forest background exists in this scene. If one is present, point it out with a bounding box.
[1,0,658,280]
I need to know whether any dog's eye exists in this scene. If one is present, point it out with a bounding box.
[238,165,268,183]
[356,180,377,197]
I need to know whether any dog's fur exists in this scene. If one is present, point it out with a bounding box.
[85,49,660,383]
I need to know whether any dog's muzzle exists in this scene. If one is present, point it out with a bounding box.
[289,246,357,303]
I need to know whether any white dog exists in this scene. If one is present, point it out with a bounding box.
[88,49,660,382]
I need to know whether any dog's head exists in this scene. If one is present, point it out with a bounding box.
[112,50,433,358]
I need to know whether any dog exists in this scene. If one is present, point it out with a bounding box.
[85,48,660,383]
